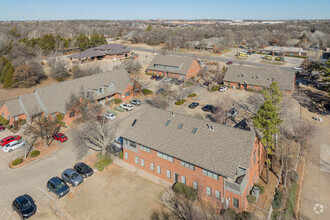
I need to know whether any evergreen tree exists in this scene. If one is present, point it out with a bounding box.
[76,34,91,50]
[1,57,11,83]
[253,81,283,183]
[146,24,152,32]
[3,62,15,88]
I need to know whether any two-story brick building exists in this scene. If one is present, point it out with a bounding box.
[223,66,296,95]
[146,55,201,80]
[0,69,140,125]
[121,107,266,212]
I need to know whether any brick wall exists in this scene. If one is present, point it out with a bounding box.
[0,104,27,124]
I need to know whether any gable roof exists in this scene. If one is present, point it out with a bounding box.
[146,54,196,75]
[223,66,295,91]
[3,99,25,117]
[18,93,44,117]
[121,107,256,179]
[36,69,130,114]
[68,43,130,59]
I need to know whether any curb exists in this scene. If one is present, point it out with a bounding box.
[8,147,59,170]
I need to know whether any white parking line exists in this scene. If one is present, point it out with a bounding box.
[38,187,55,201]
[0,208,17,220]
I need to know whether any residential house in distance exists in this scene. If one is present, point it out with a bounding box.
[195,37,223,53]
[68,43,131,63]
[223,66,296,95]
[184,41,200,50]
[260,46,307,57]
[146,54,201,80]
[0,69,140,125]
[121,107,266,212]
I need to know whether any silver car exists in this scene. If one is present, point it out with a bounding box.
[61,169,83,187]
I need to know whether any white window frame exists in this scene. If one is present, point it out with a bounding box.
[181,176,186,184]
[157,165,161,174]
[150,163,154,171]
[233,197,239,209]
[206,187,212,196]
[166,170,171,179]
[135,156,138,164]
[141,158,145,167]
[193,181,198,190]
[124,152,128,160]
[215,190,221,200]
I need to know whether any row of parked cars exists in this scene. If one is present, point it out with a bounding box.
[150,75,184,85]
[12,162,94,219]
[99,99,142,122]
[188,102,239,118]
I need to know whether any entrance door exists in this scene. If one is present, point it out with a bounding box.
[174,173,179,183]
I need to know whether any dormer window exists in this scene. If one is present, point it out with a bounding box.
[98,86,104,95]
[108,83,115,91]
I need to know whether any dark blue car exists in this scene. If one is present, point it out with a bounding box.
[12,194,37,219]
[202,105,214,112]
[47,177,70,198]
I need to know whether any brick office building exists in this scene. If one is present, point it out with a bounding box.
[223,66,296,95]
[146,55,201,80]
[0,69,140,125]
[121,107,266,212]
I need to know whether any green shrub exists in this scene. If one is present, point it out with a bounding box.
[0,116,9,125]
[173,182,197,201]
[188,93,197,97]
[272,188,283,209]
[142,88,153,95]
[107,110,117,115]
[288,170,299,183]
[5,124,13,129]
[175,99,186,105]
[30,150,40,158]
[93,158,113,172]
[114,98,122,104]
[119,151,123,159]
[114,106,124,112]
[12,158,23,166]
[283,183,298,219]
[247,194,256,204]
[146,72,156,75]
[224,208,238,220]
[211,86,219,91]
[185,81,194,87]
[18,119,26,126]
[238,211,253,220]
[254,183,265,194]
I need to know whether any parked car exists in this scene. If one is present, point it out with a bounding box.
[12,194,37,219]
[120,103,133,111]
[197,60,205,65]
[202,105,214,112]
[163,77,172,83]
[0,135,22,147]
[102,113,116,120]
[175,80,184,85]
[0,124,5,131]
[188,102,200,109]
[74,162,94,178]
[218,86,228,92]
[228,108,239,118]
[47,177,70,198]
[2,140,26,153]
[292,67,303,70]
[52,133,68,142]
[130,99,142,106]
[150,75,157,80]
[61,169,84,187]
[203,82,210,87]
[155,76,163,81]
[226,61,233,65]
[170,78,178,84]
[97,116,108,124]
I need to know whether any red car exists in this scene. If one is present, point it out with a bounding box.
[150,75,157,80]
[52,133,68,142]
[0,135,22,147]
[226,61,233,65]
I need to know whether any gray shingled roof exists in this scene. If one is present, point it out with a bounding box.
[146,55,196,75]
[121,107,256,178]
[4,99,25,117]
[18,93,44,117]
[223,66,295,91]
[68,43,130,59]
[36,69,130,114]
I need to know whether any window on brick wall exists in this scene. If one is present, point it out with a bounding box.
[140,146,151,153]
[157,152,174,162]
[181,176,186,184]
[206,187,212,196]
[135,156,138,164]
[215,191,221,200]
[69,111,75,118]
[141,158,145,167]
[253,150,256,164]
[150,163,154,171]
[193,181,198,190]
[167,170,171,179]
[125,91,131,97]
[181,161,195,170]
[233,197,239,209]
[124,152,128,159]
[202,169,219,180]
[157,165,161,174]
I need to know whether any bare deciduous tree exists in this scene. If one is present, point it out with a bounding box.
[49,59,69,81]
[73,121,117,158]
[213,95,235,124]
[146,96,170,110]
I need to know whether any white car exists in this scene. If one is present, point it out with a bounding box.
[120,103,133,111]
[130,99,142,106]
[218,86,228,92]
[102,113,116,120]
[292,67,303,70]
[2,140,26,152]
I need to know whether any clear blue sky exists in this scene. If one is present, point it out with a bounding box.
[0,0,329,20]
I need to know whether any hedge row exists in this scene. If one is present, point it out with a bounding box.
[142,88,153,95]
[0,115,9,125]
